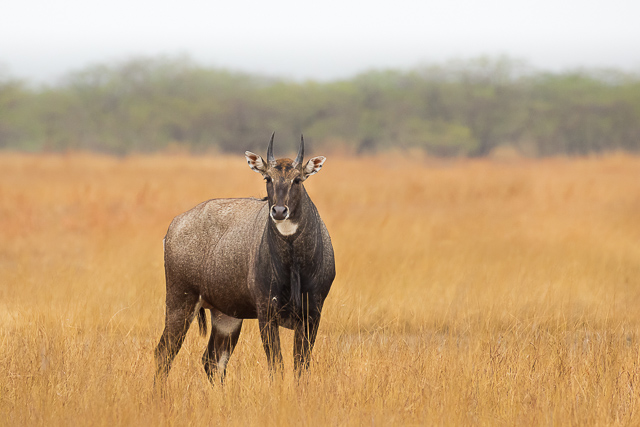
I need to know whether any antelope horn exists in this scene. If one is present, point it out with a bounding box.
[267,132,275,164]
[294,134,304,167]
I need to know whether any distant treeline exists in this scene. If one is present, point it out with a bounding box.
[1,56,639,156]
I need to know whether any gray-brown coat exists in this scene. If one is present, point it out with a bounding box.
[154,134,335,386]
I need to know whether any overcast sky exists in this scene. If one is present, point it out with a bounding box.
[1,0,639,82]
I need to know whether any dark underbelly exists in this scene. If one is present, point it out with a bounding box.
[202,296,257,319]
[197,278,257,319]
[200,294,297,328]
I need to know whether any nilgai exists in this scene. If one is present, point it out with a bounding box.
[154,133,335,386]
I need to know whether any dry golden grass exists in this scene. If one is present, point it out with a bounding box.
[1,151,640,425]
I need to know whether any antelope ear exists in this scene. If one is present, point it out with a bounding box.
[302,156,326,179]
[245,151,267,174]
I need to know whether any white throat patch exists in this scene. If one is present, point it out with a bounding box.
[274,219,298,236]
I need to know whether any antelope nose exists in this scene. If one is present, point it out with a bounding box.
[271,205,289,221]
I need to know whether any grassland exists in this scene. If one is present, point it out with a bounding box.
[1,152,640,425]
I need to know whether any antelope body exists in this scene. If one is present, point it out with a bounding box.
[154,134,335,385]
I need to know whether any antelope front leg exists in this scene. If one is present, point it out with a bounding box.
[294,298,321,374]
[258,313,284,374]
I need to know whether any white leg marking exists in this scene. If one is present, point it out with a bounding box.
[218,352,230,371]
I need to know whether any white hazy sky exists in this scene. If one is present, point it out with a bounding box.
[1,0,639,82]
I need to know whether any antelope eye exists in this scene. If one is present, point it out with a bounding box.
[264,176,272,183]
[293,177,302,184]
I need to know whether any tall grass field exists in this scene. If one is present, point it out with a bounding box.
[1,152,640,425]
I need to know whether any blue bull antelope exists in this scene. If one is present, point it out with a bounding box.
[154,134,335,386]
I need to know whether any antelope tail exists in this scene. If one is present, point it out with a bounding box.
[197,307,207,337]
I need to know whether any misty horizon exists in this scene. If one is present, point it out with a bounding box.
[3,50,640,86]
[2,0,639,84]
